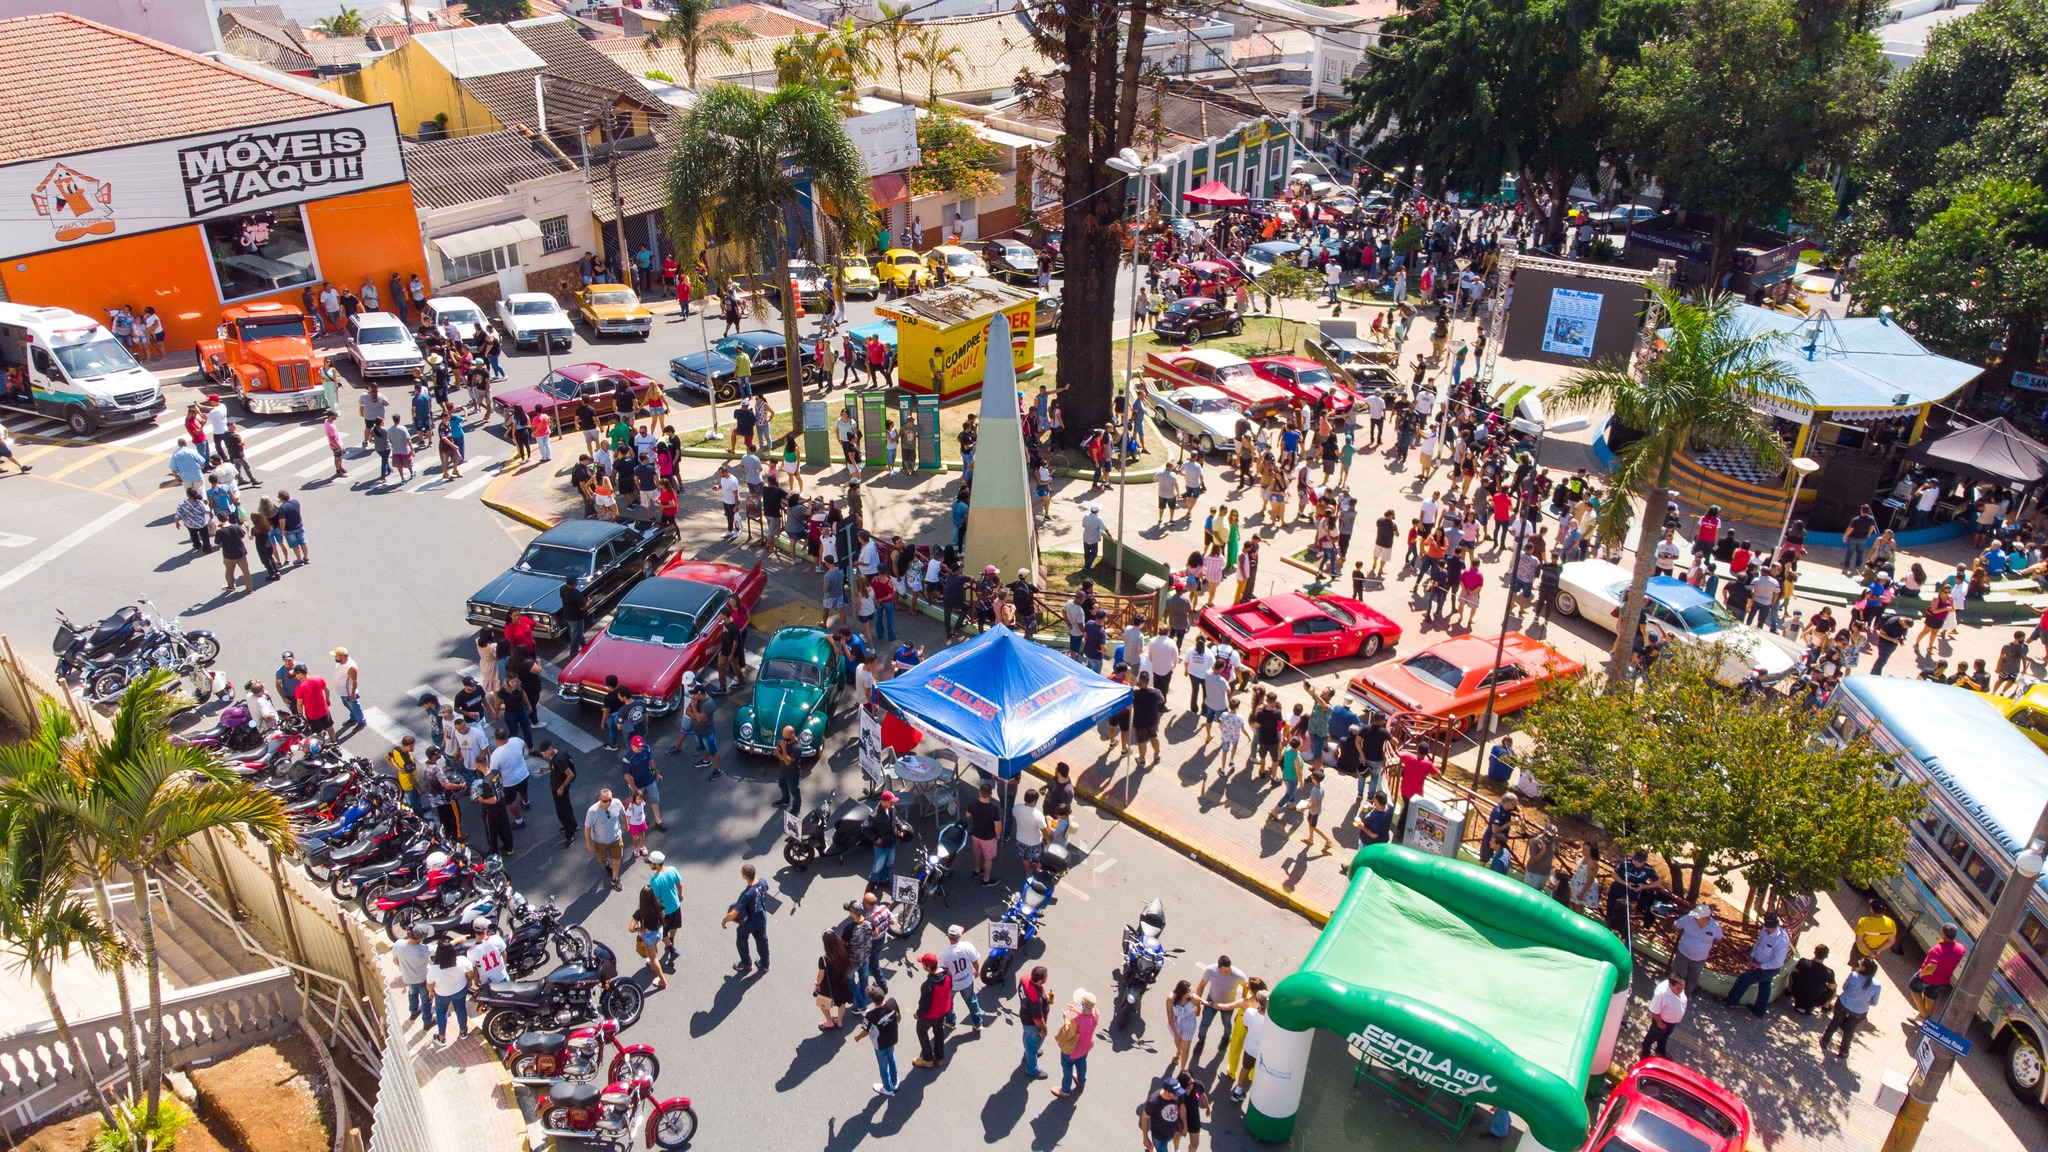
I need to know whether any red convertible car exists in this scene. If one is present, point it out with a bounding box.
[1580,1058,1750,1152]
[1199,592,1399,678]
[492,362,660,424]
[1144,350,1292,418]
[1346,633,1582,729]
[558,557,766,714]
[1249,355,1357,413]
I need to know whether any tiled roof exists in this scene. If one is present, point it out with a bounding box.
[702,3,827,38]
[589,129,676,221]
[508,15,659,96]
[403,126,580,210]
[220,12,316,72]
[0,12,348,163]
[598,32,796,86]
[218,8,308,52]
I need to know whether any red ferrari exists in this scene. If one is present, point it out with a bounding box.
[491,362,660,423]
[1581,1058,1750,1152]
[1347,633,1582,729]
[1199,593,1399,678]
[1248,355,1357,413]
[558,557,766,714]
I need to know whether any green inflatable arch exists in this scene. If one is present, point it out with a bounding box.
[1245,844,1634,1150]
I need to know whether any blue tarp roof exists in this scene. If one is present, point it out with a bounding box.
[1707,306,1982,412]
[875,625,1131,779]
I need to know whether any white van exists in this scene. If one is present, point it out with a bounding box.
[0,303,164,434]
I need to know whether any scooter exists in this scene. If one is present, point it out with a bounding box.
[886,823,967,939]
[780,790,876,871]
[505,1018,658,1086]
[1111,898,1170,1029]
[533,1074,696,1151]
[171,701,266,753]
[978,842,1074,985]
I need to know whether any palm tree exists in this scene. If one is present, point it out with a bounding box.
[315,6,366,36]
[1546,287,1808,682]
[905,24,966,107]
[666,84,874,422]
[640,0,754,90]
[870,3,920,101]
[771,21,880,113]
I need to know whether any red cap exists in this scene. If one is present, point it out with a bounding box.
[919,953,939,969]
[879,791,897,803]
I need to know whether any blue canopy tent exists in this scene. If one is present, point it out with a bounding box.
[874,625,1131,779]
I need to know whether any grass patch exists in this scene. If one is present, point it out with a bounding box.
[1040,549,1154,595]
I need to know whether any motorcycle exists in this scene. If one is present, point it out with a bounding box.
[780,790,877,871]
[505,1017,658,1086]
[344,835,451,906]
[886,823,967,939]
[55,600,220,703]
[1111,898,1170,1029]
[505,894,594,980]
[171,700,267,753]
[533,1073,696,1151]
[476,940,646,1047]
[382,853,503,940]
[361,849,464,931]
[978,842,1074,985]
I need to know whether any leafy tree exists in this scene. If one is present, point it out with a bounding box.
[771,20,878,113]
[1338,0,1673,248]
[1547,288,1806,681]
[911,106,1003,199]
[1610,0,1884,282]
[315,6,365,36]
[905,23,967,106]
[462,0,532,24]
[870,2,922,99]
[640,0,755,90]
[1518,645,1924,904]
[666,84,872,419]
[1855,178,2048,370]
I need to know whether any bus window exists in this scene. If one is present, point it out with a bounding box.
[2021,914,2048,958]
[1960,852,2006,903]
[1936,822,1972,867]
[1919,810,1947,839]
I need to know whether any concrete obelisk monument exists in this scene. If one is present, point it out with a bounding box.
[961,311,1038,583]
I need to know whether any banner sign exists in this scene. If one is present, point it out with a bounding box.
[846,105,920,177]
[988,923,1020,952]
[1347,1025,1498,1097]
[1540,288,1603,358]
[1,106,407,261]
[858,706,887,786]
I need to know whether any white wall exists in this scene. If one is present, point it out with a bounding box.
[420,167,594,291]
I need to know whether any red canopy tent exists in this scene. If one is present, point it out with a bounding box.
[1183,180,1250,207]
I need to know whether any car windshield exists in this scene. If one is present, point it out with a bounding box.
[441,307,484,325]
[511,299,560,316]
[1398,653,1467,694]
[761,657,824,686]
[590,291,636,307]
[1313,598,1356,624]
[606,605,699,645]
[514,543,592,579]
[51,337,140,378]
[944,253,975,266]
[1294,365,1335,388]
[713,337,765,357]
[1678,600,1738,635]
[895,255,920,266]
[540,375,584,399]
[1637,1082,1741,1138]
[1165,301,1198,315]
[1215,364,1255,382]
[356,326,407,345]
[843,257,871,269]
[1597,1113,1714,1152]
[237,317,308,341]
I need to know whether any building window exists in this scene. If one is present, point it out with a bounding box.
[539,215,572,254]
[202,207,318,303]
[440,244,518,286]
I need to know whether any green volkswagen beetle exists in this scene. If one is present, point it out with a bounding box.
[735,627,845,756]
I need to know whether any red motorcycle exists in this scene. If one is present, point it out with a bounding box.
[536,1073,696,1150]
[505,1018,658,1087]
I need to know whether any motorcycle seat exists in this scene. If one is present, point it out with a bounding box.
[489,980,547,1001]
[546,1081,601,1108]
[514,1030,567,1055]
[89,607,141,650]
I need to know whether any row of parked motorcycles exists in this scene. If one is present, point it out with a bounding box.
[54,599,227,706]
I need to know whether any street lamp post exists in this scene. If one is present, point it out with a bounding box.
[1106,149,1169,597]
[1774,456,1819,555]
[1880,801,2048,1152]
[1472,414,1589,786]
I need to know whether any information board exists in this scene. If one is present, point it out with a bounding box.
[914,395,943,471]
[861,391,890,468]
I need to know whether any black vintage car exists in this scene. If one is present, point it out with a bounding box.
[980,239,1041,285]
[1153,296,1243,343]
[465,520,677,640]
[668,331,822,402]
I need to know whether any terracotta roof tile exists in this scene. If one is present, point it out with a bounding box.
[0,12,347,164]
[701,4,827,38]
[403,126,579,210]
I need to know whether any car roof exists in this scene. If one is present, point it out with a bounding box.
[505,292,560,305]
[881,248,922,258]
[1244,593,1319,622]
[535,519,632,549]
[584,283,635,292]
[1251,356,1320,369]
[657,558,755,589]
[1645,575,1711,610]
[551,362,635,382]
[355,311,407,329]
[723,331,786,350]
[1184,260,1233,272]
[621,574,725,617]
[763,625,834,658]
[1160,385,1232,403]
[1166,348,1250,367]
[1406,637,1500,671]
[926,245,973,256]
[426,296,482,311]
[1166,296,1219,309]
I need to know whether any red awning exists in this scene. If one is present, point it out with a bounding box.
[871,172,911,209]
[1183,180,1250,207]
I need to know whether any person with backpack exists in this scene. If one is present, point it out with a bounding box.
[911,953,954,1068]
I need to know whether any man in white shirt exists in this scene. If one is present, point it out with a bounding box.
[584,788,627,891]
[1063,591,1088,658]
[449,716,490,779]
[1725,912,1792,1017]
[1419,492,1443,529]
[1640,974,1688,1057]
[1080,503,1107,571]
[1364,392,1387,446]
[1181,456,1203,505]
[717,465,740,539]
[489,728,530,825]
[1012,788,1049,874]
[1667,904,1723,993]
[1184,641,1215,713]
[858,531,881,578]
[939,926,986,1029]
[1146,633,1181,702]
[1653,528,1683,576]
[1155,467,1180,526]
[466,918,510,985]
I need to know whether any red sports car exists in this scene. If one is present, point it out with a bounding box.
[1144,350,1293,418]
[492,362,660,423]
[1249,355,1357,413]
[1581,1058,1750,1152]
[558,557,766,714]
[1346,633,1583,729]
[1199,593,1399,678]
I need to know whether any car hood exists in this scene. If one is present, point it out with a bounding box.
[741,683,825,734]
[587,303,653,320]
[672,351,734,379]
[493,384,562,410]
[1707,628,1801,676]
[509,314,573,332]
[356,343,420,362]
[561,634,694,699]
[470,571,565,616]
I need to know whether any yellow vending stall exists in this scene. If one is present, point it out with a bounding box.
[875,276,1039,398]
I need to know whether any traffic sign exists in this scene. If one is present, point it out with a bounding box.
[1918,1018,1972,1058]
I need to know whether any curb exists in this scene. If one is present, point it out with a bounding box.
[479,463,562,530]
[1022,759,1335,927]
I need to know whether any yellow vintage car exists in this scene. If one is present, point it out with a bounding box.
[875,248,928,291]
[574,282,653,339]
[922,244,989,282]
[837,254,880,298]
[1979,684,2048,751]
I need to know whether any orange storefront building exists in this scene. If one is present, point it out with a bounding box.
[0,13,427,353]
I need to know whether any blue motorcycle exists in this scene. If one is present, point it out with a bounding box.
[978,841,1074,984]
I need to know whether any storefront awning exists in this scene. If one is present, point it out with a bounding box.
[871,172,911,209]
[431,218,542,259]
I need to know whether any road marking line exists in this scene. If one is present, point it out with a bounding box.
[240,426,317,460]
[144,433,186,454]
[1092,856,1118,874]
[112,421,178,447]
[0,503,142,593]
[42,444,126,481]
[0,531,34,547]
[361,706,416,746]
[410,455,495,494]
[90,453,178,493]
[536,707,598,752]
[444,471,501,501]
[404,684,436,703]
[8,416,60,436]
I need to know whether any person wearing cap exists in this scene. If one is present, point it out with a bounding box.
[1724,911,1792,1017]
[584,787,627,891]
[853,980,902,1097]
[274,651,299,716]
[394,923,434,1023]
[647,851,683,966]
[536,741,579,847]
[467,918,510,986]
[1081,502,1106,572]
[621,732,665,832]
[385,735,421,811]
[1640,974,1688,1057]
[939,926,986,1031]
[670,675,721,778]
[1667,903,1722,994]
[864,792,906,885]
[911,952,955,1068]
[721,863,770,975]
[1137,1076,1186,1150]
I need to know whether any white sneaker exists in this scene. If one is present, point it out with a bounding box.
[873,1084,894,1097]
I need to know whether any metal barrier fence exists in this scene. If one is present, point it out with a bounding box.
[363,986,431,1152]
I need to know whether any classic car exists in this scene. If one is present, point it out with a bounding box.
[668,331,820,401]
[765,260,834,309]
[343,311,424,379]
[1978,683,2048,752]
[1593,203,1659,232]
[1248,355,1356,413]
[1146,385,1243,454]
[733,626,846,755]
[422,297,489,346]
[1152,295,1244,343]
[1553,560,1800,684]
[1033,292,1062,335]
[1239,240,1304,279]
[981,238,1040,285]
[495,292,575,351]
[574,283,654,339]
[1144,350,1291,417]
[875,248,929,291]
[465,519,678,641]
[1579,1058,1750,1152]
[837,255,881,298]
[1300,330,1401,393]
[1198,592,1400,678]
[1175,260,1244,294]
[1346,633,1583,729]
[923,244,990,283]
[491,363,660,423]
[558,557,766,714]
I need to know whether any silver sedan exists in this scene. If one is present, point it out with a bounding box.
[1148,385,1243,454]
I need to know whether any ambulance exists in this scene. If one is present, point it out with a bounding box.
[0,303,165,434]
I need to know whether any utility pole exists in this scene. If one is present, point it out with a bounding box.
[604,107,631,283]
[1879,800,2048,1152]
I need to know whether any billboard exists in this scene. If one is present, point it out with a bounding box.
[1500,267,1649,368]
[845,105,921,177]
[0,106,408,261]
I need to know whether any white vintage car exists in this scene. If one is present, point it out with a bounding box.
[496,292,575,351]
[1552,559,1801,683]
[1147,385,1243,454]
